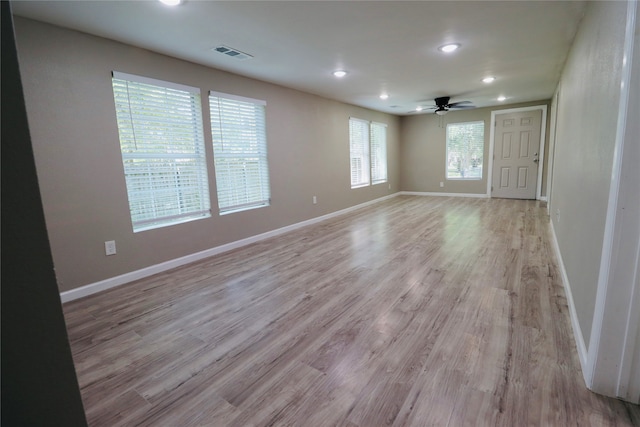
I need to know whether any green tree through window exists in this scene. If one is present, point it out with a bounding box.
[446,121,484,180]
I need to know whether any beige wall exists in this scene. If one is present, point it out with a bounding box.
[14,18,400,292]
[549,0,627,348]
[400,101,551,195]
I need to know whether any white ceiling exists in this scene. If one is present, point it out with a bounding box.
[11,0,586,115]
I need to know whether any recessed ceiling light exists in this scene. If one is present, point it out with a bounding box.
[380,93,389,100]
[438,43,461,53]
[159,0,181,5]
[482,76,496,83]
[416,106,423,112]
[497,96,507,102]
[333,70,347,78]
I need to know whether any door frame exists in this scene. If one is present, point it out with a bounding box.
[487,105,548,199]
[587,0,639,401]
[546,91,560,213]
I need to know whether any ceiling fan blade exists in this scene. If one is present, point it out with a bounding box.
[449,104,475,109]
[447,101,473,107]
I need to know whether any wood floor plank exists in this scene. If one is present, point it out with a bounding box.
[84,389,150,427]
[225,361,325,427]
[62,196,639,426]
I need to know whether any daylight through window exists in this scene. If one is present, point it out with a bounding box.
[446,121,484,180]
[370,122,388,184]
[209,92,270,214]
[111,72,211,232]
[349,118,370,188]
[350,118,387,188]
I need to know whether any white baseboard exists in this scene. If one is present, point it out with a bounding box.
[400,191,489,198]
[539,196,548,202]
[549,220,589,384]
[60,193,399,303]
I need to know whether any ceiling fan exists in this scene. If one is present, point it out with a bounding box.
[414,96,475,115]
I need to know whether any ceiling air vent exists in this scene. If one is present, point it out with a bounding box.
[213,45,253,61]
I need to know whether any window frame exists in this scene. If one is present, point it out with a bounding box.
[209,91,271,215]
[349,117,371,188]
[370,121,388,185]
[349,118,388,188]
[111,71,211,233]
[445,120,485,181]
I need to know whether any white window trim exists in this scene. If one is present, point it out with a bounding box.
[349,117,388,188]
[209,90,271,215]
[445,120,484,181]
[370,121,388,185]
[112,72,211,232]
[349,117,371,188]
[112,71,199,93]
[209,90,266,106]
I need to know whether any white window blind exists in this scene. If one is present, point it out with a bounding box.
[370,122,388,184]
[350,118,370,188]
[446,121,485,180]
[350,118,387,188]
[111,72,211,232]
[209,92,270,214]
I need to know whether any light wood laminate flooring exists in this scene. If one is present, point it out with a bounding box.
[63,196,640,426]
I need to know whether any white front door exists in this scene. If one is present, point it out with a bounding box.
[492,110,542,199]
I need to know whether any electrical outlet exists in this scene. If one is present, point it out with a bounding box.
[440,182,444,188]
[105,240,116,256]
[556,209,560,223]
[313,196,317,204]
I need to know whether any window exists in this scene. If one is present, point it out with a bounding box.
[350,118,370,187]
[446,121,484,180]
[111,72,210,232]
[349,118,387,188]
[370,122,388,184]
[209,92,270,214]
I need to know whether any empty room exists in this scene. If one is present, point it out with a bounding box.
[2,0,639,426]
